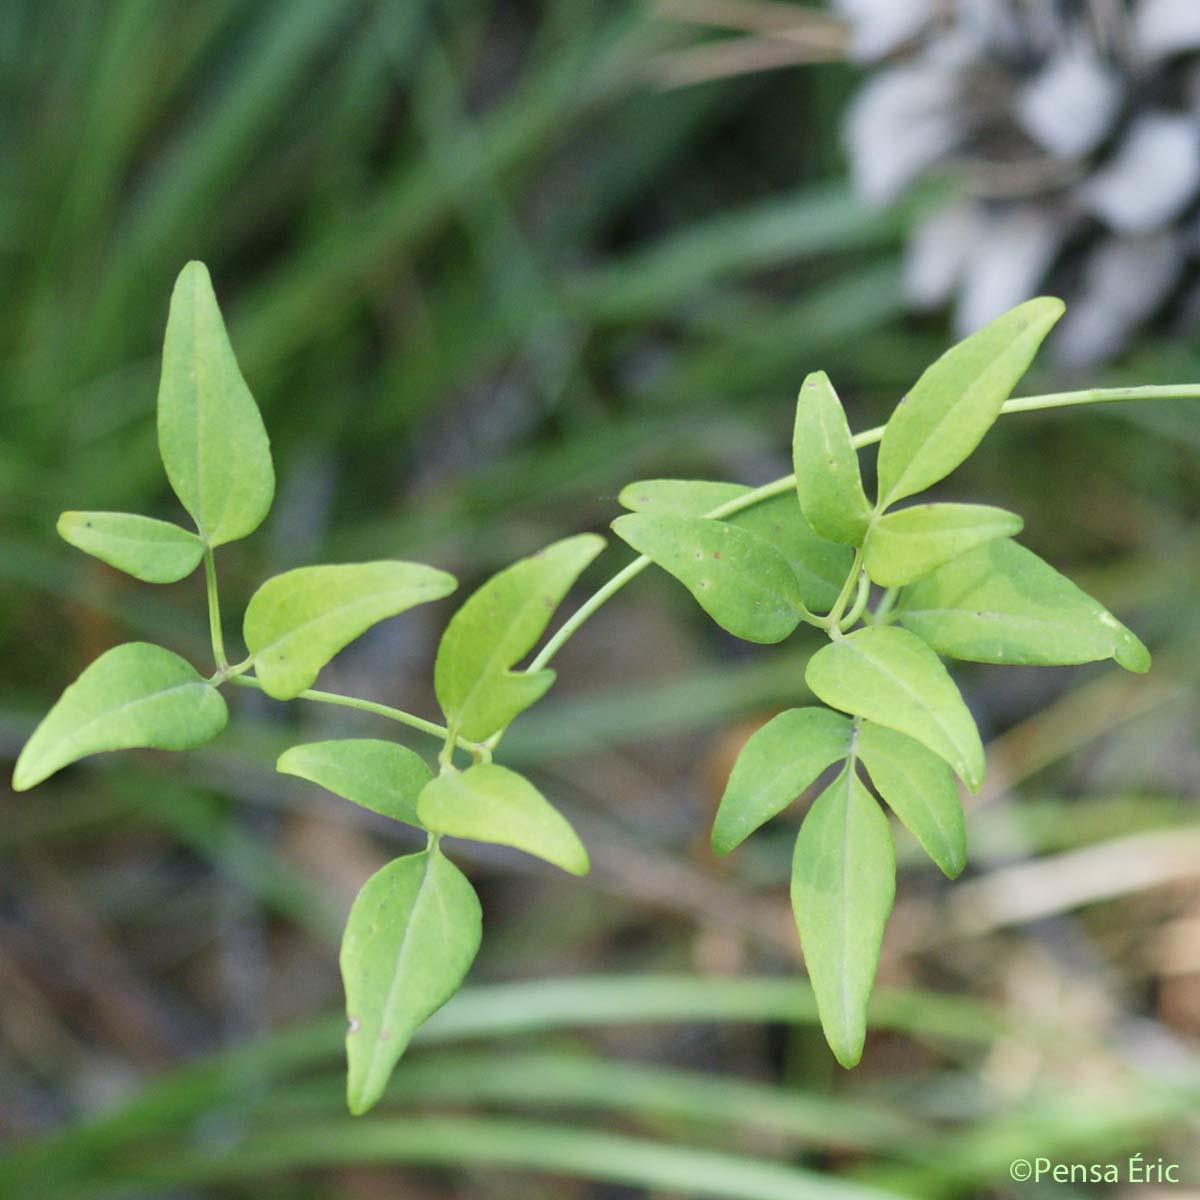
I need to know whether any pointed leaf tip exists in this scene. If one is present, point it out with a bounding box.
[157,261,275,547]
[342,849,481,1114]
[13,643,227,790]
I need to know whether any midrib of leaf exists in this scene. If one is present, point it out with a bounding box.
[866,736,955,853]
[47,679,208,750]
[844,640,970,775]
[900,607,1081,634]
[256,586,438,660]
[836,729,861,1051]
[189,278,217,543]
[372,850,437,1086]
[884,345,1025,504]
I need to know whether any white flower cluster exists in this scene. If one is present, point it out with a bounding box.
[840,0,1200,363]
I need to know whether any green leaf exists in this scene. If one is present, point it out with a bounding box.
[620,481,850,612]
[876,298,1064,507]
[863,503,1022,587]
[157,261,275,547]
[613,513,805,643]
[417,764,589,876]
[435,535,605,741]
[618,479,748,516]
[805,626,985,790]
[245,561,456,700]
[856,721,966,878]
[791,765,895,1068]
[792,371,872,544]
[342,849,481,1115]
[277,739,433,826]
[729,496,852,613]
[13,642,227,790]
[711,707,852,855]
[56,511,204,584]
[896,538,1151,672]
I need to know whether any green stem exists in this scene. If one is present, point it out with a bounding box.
[530,384,1200,670]
[824,548,863,636]
[228,675,484,756]
[203,545,228,671]
[839,567,872,632]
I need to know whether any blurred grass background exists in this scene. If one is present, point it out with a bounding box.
[2,1,1199,1197]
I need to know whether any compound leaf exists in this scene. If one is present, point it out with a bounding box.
[876,298,1064,507]
[157,261,275,547]
[712,707,853,855]
[342,849,481,1115]
[435,534,604,742]
[13,642,227,790]
[857,721,966,878]
[863,503,1022,587]
[277,738,433,826]
[417,764,588,877]
[805,625,985,790]
[791,765,895,1068]
[621,481,850,612]
[245,561,456,700]
[792,370,872,545]
[613,512,805,643]
[57,511,204,583]
[897,538,1150,672]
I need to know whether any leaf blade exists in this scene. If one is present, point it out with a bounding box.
[435,535,605,741]
[805,626,985,790]
[245,561,456,700]
[876,298,1064,506]
[896,538,1151,672]
[863,503,1023,587]
[619,481,851,612]
[157,261,275,547]
[13,643,227,790]
[417,764,589,876]
[613,512,804,643]
[792,371,872,545]
[712,707,853,855]
[342,849,481,1115]
[857,722,966,878]
[277,739,434,826]
[57,511,204,583]
[791,765,895,1068]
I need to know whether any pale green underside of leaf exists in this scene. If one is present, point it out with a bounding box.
[792,370,872,545]
[417,764,589,876]
[613,512,804,643]
[435,534,604,741]
[341,849,481,1115]
[863,503,1023,587]
[896,538,1151,672]
[712,707,852,856]
[619,480,850,611]
[856,721,966,878]
[876,297,1064,507]
[276,738,433,826]
[791,765,895,1068]
[57,511,204,583]
[13,642,227,790]
[245,561,456,700]
[157,261,275,547]
[805,625,985,791]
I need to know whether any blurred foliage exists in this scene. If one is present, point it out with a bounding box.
[2,1,1200,1197]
